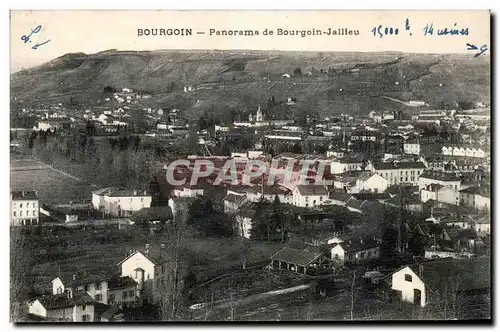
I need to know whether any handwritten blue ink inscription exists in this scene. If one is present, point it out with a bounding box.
[467,43,488,57]
[423,23,469,36]
[20,25,51,50]
[371,25,399,38]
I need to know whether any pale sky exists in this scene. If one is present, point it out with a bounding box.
[10,10,490,72]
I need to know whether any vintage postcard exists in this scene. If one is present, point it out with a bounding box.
[10,10,491,322]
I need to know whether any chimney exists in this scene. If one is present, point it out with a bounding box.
[72,274,76,281]
[161,243,165,249]
[144,190,147,195]
[418,264,424,278]
[133,190,137,196]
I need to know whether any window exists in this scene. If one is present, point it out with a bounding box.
[320,197,323,201]
[122,291,128,299]
[26,211,30,216]
[404,274,412,282]
[13,203,16,207]
[20,203,23,208]
[334,254,339,259]
[13,212,16,217]
[128,290,135,298]
[57,286,62,294]
[368,251,372,257]
[361,252,365,258]
[82,314,89,322]
[33,203,36,208]
[95,294,102,302]
[109,294,115,303]
[20,211,23,217]
[27,203,30,208]
[141,198,144,202]
[82,304,87,311]
[33,210,36,216]
[85,284,91,292]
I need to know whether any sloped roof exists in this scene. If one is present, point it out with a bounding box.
[420,171,461,182]
[224,193,247,205]
[271,247,323,266]
[329,191,352,203]
[374,161,426,170]
[357,171,377,182]
[445,227,479,243]
[107,276,137,291]
[331,239,379,253]
[11,190,38,200]
[295,185,328,196]
[36,291,95,310]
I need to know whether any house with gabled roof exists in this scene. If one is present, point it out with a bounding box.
[27,291,96,322]
[292,185,329,208]
[390,258,490,307]
[420,183,458,205]
[270,247,334,275]
[330,239,380,265]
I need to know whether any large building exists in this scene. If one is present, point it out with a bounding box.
[372,161,427,186]
[11,190,39,226]
[92,188,152,217]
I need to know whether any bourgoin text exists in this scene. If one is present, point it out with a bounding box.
[137,28,360,38]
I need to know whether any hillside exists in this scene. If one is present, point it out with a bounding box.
[10,50,490,118]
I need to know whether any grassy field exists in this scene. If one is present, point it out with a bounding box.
[10,158,94,204]
[19,224,284,298]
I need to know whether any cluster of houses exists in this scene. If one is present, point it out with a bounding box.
[13,96,491,320]
[27,247,173,322]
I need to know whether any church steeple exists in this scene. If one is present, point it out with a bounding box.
[256,104,263,122]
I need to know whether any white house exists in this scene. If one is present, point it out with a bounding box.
[474,216,490,235]
[292,185,329,208]
[459,186,490,212]
[391,266,427,307]
[351,172,388,194]
[420,184,458,205]
[418,171,461,191]
[391,259,490,308]
[117,251,156,299]
[373,161,426,186]
[11,190,39,226]
[404,142,421,155]
[28,291,96,322]
[92,188,152,217]
[442,145,486,158]
[330,157,363,174]
[330,240,380,265]
[172,185,204,198]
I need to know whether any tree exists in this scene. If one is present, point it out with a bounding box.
[186,130,199,155]
[156,210,192,320]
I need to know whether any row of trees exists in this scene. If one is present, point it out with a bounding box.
[29,130,157,189]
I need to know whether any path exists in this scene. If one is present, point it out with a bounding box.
[190,284,311,311]
[380,96,412,106]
